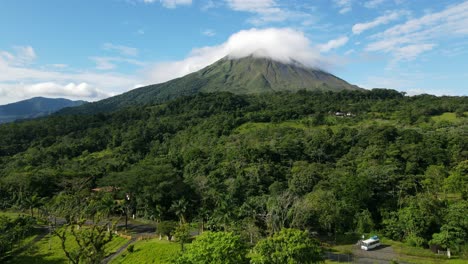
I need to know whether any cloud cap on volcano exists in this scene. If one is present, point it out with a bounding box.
[146,28,327,84]
[225,28,322,65]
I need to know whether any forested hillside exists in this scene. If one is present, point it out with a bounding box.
[0,89,467,254]
[0,97,86,123]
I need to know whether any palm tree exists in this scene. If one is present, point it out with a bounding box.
[170,199,188,224]
[22,194,44,218]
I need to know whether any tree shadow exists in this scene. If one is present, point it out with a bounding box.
[5,252,66,264]
[373,244,391,250]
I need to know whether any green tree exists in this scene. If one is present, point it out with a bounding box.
[52,192,116,264]
[22,194,44,218]
[55,219,114,264]
[158,221,177,240]
[430,200,468,253]
[173,223,191,251]
[171,198,189,224]
[251,228,323,264]
[444,161,468,199]
[174,231,248,264]
[354,209,375,234]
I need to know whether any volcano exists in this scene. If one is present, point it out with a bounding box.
[61,56,360,114]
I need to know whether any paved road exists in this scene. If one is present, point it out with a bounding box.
[353,244,411,264]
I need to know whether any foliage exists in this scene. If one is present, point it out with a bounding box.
[0,215,36,258]
[173,223,191,251]
[0,90,467,253]
[158,221,177,240]
[174,231,248,264]
[50,190,117,264]
[251,228,323,264]
[9,229,127,264]
[127,244,135,253]
[354,209,375,234]
[430,200,468,253]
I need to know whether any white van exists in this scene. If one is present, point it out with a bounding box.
[361,236,380,250]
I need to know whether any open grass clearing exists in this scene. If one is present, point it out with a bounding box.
[111,238,180,264]
[8,231,128,264]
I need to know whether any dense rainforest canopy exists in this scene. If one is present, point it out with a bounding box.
[0,89,467,251]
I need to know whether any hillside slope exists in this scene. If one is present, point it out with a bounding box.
[60,56,360,115]
[0,97,86,123]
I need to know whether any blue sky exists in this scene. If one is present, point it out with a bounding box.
[0,0,467,104]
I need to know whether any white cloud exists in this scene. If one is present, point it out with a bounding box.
[225,0,314,25]
[226,0,276,11]
[345,49,355,55]
[0,46,139,104]
[161,0,192,8]
[202,29,216,37]
[90,57,146,70]
[352,10,407,34]
[363,0,385,9]
[146,28,328,84]
[393,43,436,61]
[49,64,68,69]
[0,82,111,101]
[365,1,468,62]
[0,46,37,66]
[0,82,114,104]
[318,36,349,52]
[144,0,192,8]
[92,57,117,70]
[334,0,352,14]
[360,74,460,96]
[102,43,138,57]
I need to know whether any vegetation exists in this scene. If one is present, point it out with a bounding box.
[49,189,119,264]
[112,239,179,264]
[9,230,127,264]
[0,97,86,124]
[0,89,467,262]
[0,215,36,259]
[59,57,359,115]
[174,231,248,264]
[251,228,323,264]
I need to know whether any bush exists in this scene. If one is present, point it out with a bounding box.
[174,231,248,264]
[251,228,323,264]
[405,235,426,247]
[127,244,134,253]
[158,221,177,240]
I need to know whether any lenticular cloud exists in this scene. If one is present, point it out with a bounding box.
[146,28,326,84]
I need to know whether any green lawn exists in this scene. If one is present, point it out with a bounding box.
[381,238,467,264]
[8,232,128,264]
[111,238,180,264]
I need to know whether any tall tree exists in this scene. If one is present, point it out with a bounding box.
[251,228,323,264]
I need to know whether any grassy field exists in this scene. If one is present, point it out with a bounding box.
[8,232,128,264]
[111,238,180,264]
[381,238,467,264]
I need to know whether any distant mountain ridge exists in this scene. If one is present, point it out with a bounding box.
[60,56,361,115]
[0,97,87,123]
